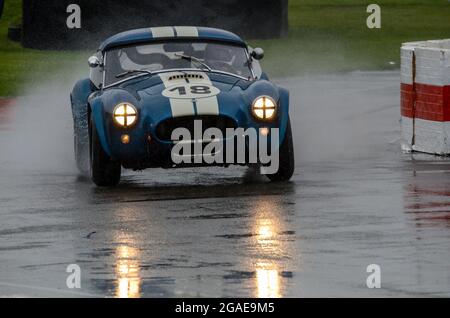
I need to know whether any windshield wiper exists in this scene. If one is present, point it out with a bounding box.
[116,69,154,79]
[174,53,212,72]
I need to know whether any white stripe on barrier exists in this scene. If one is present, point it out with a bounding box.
[400,47,414,85]
[415,48,449,86]
[401,40,450,86]
[401,116,414,149]
[402,116,450,154]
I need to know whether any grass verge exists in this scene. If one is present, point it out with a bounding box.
[1,0,450,96]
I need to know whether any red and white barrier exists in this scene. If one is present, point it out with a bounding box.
[401,40,450,154]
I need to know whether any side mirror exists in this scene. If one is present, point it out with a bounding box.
[88,55,101,68]
[251,48,264,60]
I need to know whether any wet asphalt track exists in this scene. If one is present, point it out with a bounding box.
[0,71,449,297]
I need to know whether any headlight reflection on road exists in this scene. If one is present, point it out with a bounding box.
[257,221,275,244]
[115,245,141,298]
[252,199,285,298]
[256,263,281,298]
[111,206,143,298]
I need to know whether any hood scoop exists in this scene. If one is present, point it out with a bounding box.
[168,74,204,81]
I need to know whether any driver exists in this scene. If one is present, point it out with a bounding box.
[203,43,239,74]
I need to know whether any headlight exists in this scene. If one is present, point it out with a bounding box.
[252,96,277,120]
[113,103,137,128]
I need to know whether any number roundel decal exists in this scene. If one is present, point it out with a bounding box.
[162,84,220,99]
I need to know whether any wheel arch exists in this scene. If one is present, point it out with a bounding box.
[278,86,290,144]
[89,98,113,157]
[71,78,96,142]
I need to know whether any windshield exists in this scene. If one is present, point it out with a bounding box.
[104,41,253,86]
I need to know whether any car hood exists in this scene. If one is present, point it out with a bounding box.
[115,71,249,97]
[96,70,279,127]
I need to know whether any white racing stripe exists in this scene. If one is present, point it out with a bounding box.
[196,96,219,115]
[169,98,195,117]
[151,26,199,38]
[174,26,199,37]
[160,71,195,116]
[151,27,175,38]
[159,72,219,116]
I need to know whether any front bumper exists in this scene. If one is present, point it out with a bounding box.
[117,133,278,170]
[96,111,287,170]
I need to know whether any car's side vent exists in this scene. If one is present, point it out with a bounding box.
[168,74,204,81]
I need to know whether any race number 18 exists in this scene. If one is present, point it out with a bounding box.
[169,85,211,96]
[163,84,220,99]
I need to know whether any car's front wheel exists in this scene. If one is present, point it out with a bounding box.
[89,115,121,187]
[266,118,295,182]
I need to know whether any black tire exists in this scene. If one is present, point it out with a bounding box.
[89,116,121,187]
[266,119,295,182]
[74,133,89,175]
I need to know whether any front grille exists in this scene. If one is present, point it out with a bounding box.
[156,115,237,142]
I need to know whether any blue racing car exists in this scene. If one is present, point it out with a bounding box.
[70,26,294,186]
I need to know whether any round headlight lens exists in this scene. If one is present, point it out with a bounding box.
[252,96,277,120]
[113,103,137,127]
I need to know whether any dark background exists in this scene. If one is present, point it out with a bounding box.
[22,0,288,49]
[0,0,4,20]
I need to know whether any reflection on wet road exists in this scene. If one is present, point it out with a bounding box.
[0,72,449,297]
[403,158,450,228]
[115,241,141,298]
